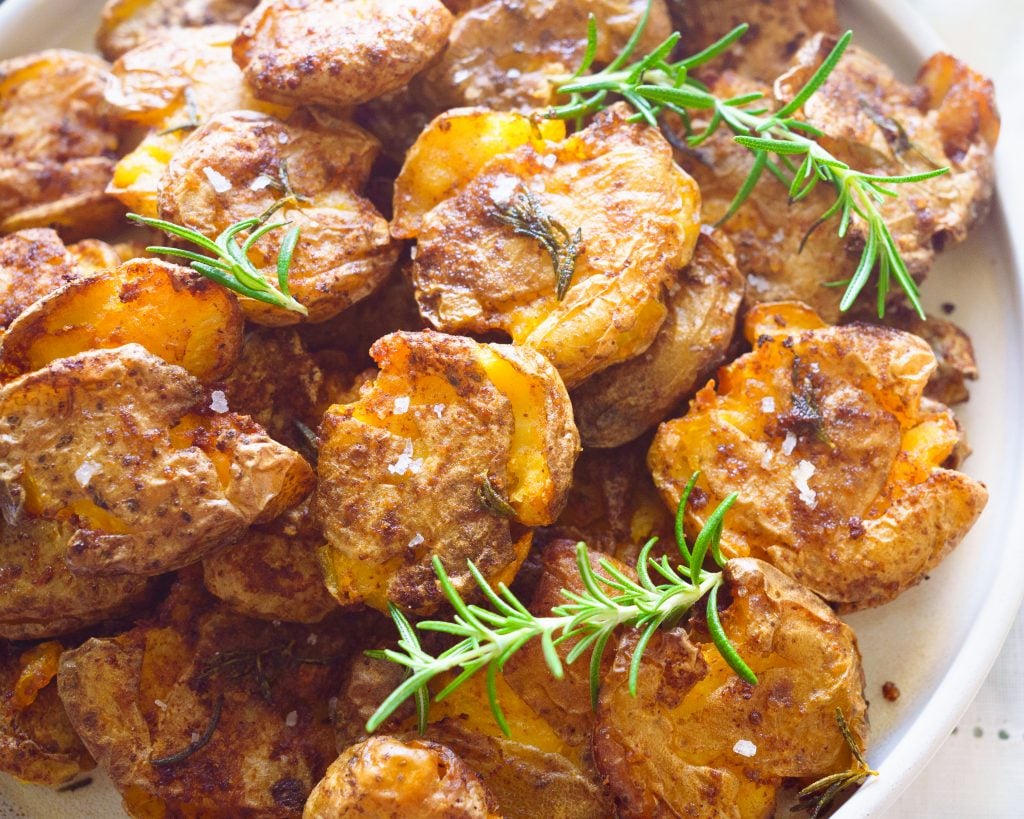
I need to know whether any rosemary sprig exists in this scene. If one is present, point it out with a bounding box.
[196,640,334,704]
[547,6,950,319]
[490,186,582,300]
[365,474,755,736]
[793,708,878,818]
[127,207,308,315]
[149,694,224,767]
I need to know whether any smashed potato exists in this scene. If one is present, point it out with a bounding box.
[594,557,867,818]
[649,302,988,609]
[233,0,454,107]
[0,344,312,576]
[411,105,701,387]
[306,736,500,819]
[316,330,578,614]
[0,229,84,330]
[158,109,397,324]
[1,640,95,786]
[571,227,744,448]
[0,258,245,384]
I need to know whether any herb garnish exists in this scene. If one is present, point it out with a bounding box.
[547,4,949,319]
[365,473,755,735]
[149,694,223,767]
[793,707,878,818]
[478,474,516,519]
[128,208,307,315]
[197,640,332,705]
[490,186,583,300]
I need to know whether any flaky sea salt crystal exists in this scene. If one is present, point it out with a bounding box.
[284,711,298,727]
[74,460,102,487]
[203,166,232,193]
[250,174,274,191]
[393,396,410,415]
[407,533,425,550]
[432,404,444,418]
[154,699,168,710]
[210,390,229,413]
[489,175,520,205]
[760,397,775,413]
[781,431,797,456]
[388,440,423,475]
[306,634,318,646]
[793,459,817,508]
[747,274,771,293]
[733,739,757,757]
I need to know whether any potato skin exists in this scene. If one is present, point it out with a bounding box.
[0,258,245,384]
[305,735,500,818]
[413,105,701,387]
[0,229,84,330]
[571,227,744,448]
[594,558,867,819]
[315,330,578,614]
[0,344,313,577]
[158,109,397,325]
[648,302,988,609]
[233,0,454,107]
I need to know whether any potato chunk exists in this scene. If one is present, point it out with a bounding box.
[0,229,82,330]
[232,0,453,107]
[0,50,127,239]
[316,330,578,614]
[306,736,500,819]
[0,258,244,384]
[594,558,867,819]
[571,227,744,447]
[158,110,397,325]
[0,344,313,576]
[648,302,988,609]
[411,106,701,388]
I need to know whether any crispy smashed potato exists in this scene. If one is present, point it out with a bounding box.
[594,557,867,818]
[316,330,578,613]
[678,40,998,320]
[306,736,500,819]
[232,0,454,107]
[0,229,84,330]
[649,302,988,609]
[203,498,337,623]
[0,517,151,640]
[158,109,397,324]
[97,0,259,60]
[0,344,312,576]
[1,640,94,785]
[0,258,245,384]
[571,227,744,447]
[410,106,701,387]
[58,573,362,815]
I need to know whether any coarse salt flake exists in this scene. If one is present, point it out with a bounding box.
[388,439,423,476]
[203,166,232,193]
[278,132,289,144]
[432,404,444,418]
[793,459,817,508]
[306,634,318,646]
[452,69,471,84]
[285,710,298,727]
[781,431,797,456]
[489,175,520,205]
[747,274,771,293]
[733,739,757,757]
[154,699,168,710]
[407,533,425,550]
[393,396,410,415]
[541,153,557,168]
[250,174,274,191]
[209,390,229,413]
[74,460,102,487]
[760,397,775,413]
[506,68,521,79]
[191,732,201,744]
[760,447,772,470]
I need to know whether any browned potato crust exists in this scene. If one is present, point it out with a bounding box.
[233,0,454,108]
[203,498,337,624]
[0,229,83,330]
[412,106,701,387]
[305,735,501,818]
[571,227,744,448]
[316,330,578,613]
[97,0,259,60]
[594,558,867,819]
[648,302,988,610]
[0,50,127,240]
[158,110,397,325]
[0,344,313,577]
[0,517,151,641]
[58,573,364,815]
[670,0,839,81]
[0,258,245,384]
[1,640,94,785]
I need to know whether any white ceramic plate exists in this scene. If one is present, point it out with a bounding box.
[0,1,1021,816]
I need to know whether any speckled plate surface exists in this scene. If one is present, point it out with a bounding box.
[0,0,1021,816]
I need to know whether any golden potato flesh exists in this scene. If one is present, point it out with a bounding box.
[0,258,245,384]
[648,302,988,610]
[571,226,744,448]
[412,105,701,388]
[58,573,363,815]
[0,344,313,577]
[232,0,454,108]
[1,640,94,785]
[0,50,126,239]
[158,110,397,325]
[203,498,337,624]
[316,330,579,614]
[0,517,151,640]
[97,0,260,60]
[305,736,500,819]
[594,558,867,819]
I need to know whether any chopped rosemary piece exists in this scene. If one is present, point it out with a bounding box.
[490,186,583,300]
[127,208,308,316]
[149,694,223,767]
[478,474,516,519]
[793,707,878,818]
[547,4,950,318]
[197,640,332,705]
[157,87,200,136]
[365,475,754,736]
